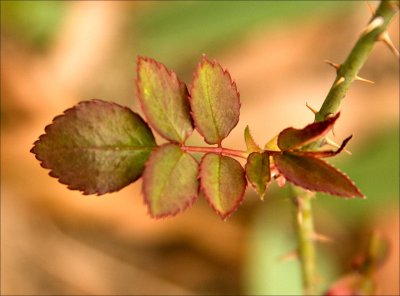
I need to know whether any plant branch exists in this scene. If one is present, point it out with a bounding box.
[291,187,316,295]
[292,1,398,295]
[316,0,399,122]
[180,145,248,159]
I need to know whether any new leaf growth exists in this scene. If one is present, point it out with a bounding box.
[31,56,363,220]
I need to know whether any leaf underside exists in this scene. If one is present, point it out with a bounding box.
[278,113,340,150]
[273,152,364,198]
[31,100,156,195]
[200,153,247,219]
[190,55,240,145]
[142,144,199,218]
[137,56,193,143]
[245,152,270,198]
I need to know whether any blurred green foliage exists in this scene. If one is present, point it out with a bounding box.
[132,1,351,74]
[1,1,350,64]
[1,1,65,51]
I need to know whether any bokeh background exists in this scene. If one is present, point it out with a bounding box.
[1,1,398,295]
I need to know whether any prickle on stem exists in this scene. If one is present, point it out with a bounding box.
[363,16,384,35]
[379,31,400,57]
[324,59,341,71]
[306,102,318,115]
[334,76,345,87]
[355,75,375,84]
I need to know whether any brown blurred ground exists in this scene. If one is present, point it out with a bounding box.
[1,2,398,295]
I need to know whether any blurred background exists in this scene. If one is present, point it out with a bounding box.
[1,1,398,295]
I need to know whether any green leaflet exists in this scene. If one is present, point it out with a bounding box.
[245,152,270,199]
[273,152,364,198]
[244,126,261,153]
[31,100,156,195]
[190,55,240,145]
[200,153,247,219]
[137,56,193,143]
[277,113,339,151]
[142,144,199,218]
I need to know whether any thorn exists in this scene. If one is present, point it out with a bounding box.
[365,0,375,15]
[325,137,352,155]
[313,232,334,243]
[306,102,318,115]
[334,76,345,87]
[363,16,384,35]
[279,249,299,262]
[325,113,335,119]
[324,59,340,71]
[355,75,375,84]
[379,31,400,58]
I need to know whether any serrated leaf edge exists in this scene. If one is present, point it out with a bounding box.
[141,143,200,219]
[273,152,364,198]
[189,54,241,145]
[136,56,193,143]
[278,113,340,151]
[244,126,262,153]
[30,99,154,196]
[199,153,247,220]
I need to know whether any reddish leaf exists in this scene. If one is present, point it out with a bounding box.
[31,100,156,195]
[295,135,352,158]
[273,152,364,198]
[245,152,270,199]
[200,153,246,219]
[278,113,340,150]
[190,55,240,145]
[137,56,193,143]
[142,144,199,218]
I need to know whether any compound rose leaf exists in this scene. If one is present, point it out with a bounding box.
[244,125,262,153]
[278,113,340,151]
[273,152,364,198]
[142,144,199,218]
[31,99,156,195]
[137,56,193,143]
[200,153,246,219]
[245,152,270,199]
[190,55,240,145]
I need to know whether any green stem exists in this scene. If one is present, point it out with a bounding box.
[292,1,398,295]
[291,187,316,295]
[316,0,398,121]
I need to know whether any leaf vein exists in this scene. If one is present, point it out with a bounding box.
[204,69,220,143]
[146,75,182,141]
[156,152,185,201]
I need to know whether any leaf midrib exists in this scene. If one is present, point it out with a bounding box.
[155,151,185,203]
[49,145,155,152]
[145,71,183,141]
[203,69,220,143]
[216,155,222,209]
